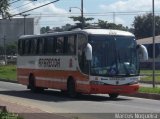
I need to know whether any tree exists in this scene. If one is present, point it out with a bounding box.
[53,27,63,32]
[133,13,160,39]
[69,16,94,29]
[40,27,46,34]
[0,0,10,19]
[62,24,72,31]
[40,26,51,34]
[6,42,17,55]
[97,19,129,31]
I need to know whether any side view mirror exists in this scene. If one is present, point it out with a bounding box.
[137,44,148,61]
[85,43,92,61]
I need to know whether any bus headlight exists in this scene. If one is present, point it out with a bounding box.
[90,81,105,85]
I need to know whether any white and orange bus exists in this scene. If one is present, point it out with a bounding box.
[17,29,148,98]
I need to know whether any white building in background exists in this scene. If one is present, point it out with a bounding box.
[0,18,40,45]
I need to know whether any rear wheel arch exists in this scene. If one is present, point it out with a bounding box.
[28,73,35,86]
[28,73,44,93]
[67,76,75,85]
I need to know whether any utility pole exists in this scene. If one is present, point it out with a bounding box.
[113,12,116,24]
[69,0,84,29]
[3,35,7,65]
[152,0,155,88]
[81,0,84,29]
[20,14,30,35]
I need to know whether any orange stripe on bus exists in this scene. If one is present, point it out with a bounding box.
[17,68,88,81]
[36,79,67,90]
[18,78,28,85]
[17,68,89,92]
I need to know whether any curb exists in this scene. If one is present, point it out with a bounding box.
[0,79,18,84]
[123,92,160,100]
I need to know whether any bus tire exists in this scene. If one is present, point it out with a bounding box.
[109,93,119,99]
[67,79,77,98]
[29,75,44,93]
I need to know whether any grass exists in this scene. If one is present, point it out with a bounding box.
[0,65,17,81]
[0,112,23,119]
[140,70,160,82]
[140,70,160,74]
[140,76,160,82]
[139,87,160,94]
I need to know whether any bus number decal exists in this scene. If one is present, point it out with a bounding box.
[39,58,60,68]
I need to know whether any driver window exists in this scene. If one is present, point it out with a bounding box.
[77,34,88,74]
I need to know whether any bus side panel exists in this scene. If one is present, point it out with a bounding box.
[17,68,90,93]
[17,68,29,86]
[18,68,139,94]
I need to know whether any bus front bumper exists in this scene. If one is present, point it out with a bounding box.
[89,84,139,94]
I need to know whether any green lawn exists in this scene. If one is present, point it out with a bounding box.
[140,70,160,82]
[0,65,17,81]
[139,87,160,94]
[140,70,160,74]
[0,112,23,119]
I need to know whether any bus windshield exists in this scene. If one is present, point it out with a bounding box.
[89,35,139,77]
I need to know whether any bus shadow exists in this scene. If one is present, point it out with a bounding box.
[0,89,131,102]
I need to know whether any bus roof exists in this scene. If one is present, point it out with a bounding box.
[83,29,134,36]
[19,29,134,39]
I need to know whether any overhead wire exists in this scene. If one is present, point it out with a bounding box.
[1,0,61,20]
[9,0,20,5]
[27,11,160,17]
[9,1,33,12]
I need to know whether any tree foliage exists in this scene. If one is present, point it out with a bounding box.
[40,26,51,34]
[0,42,17,55]
[69,16,94,29]
[0,0,10,19]
[69,16,94,22]
[97,19,129,31]
[6,42,17,55]
[133,13,160,39]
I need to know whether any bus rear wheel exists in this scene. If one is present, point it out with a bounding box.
[109,93,119,99]
[29,75,44,93]
[67,79,77,98]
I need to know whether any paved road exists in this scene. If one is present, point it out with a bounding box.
[0,81,160,119]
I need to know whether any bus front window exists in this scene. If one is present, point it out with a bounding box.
[89,35,139,77]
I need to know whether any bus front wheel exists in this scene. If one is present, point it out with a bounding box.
[109,93,119,99]
[67,79,77,98]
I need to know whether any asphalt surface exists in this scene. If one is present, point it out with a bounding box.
[0,81,160,119]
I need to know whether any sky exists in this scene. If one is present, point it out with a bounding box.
[9,0,160,28]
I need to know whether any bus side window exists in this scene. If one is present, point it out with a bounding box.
[67,35,76,55]
[30,38,37,55]
[18,40,23,55]
[37,38,45,55]
[23,39,31,55]
[45,37,55,55]
[56,36,64,54]
[77,34,88,73]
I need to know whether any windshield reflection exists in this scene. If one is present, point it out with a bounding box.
[89,35,139,77]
